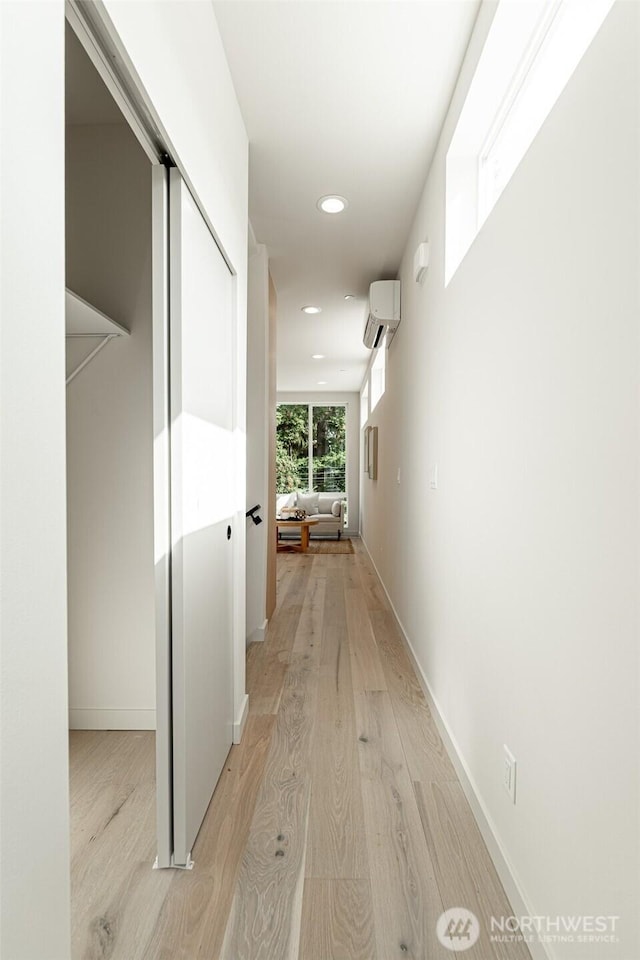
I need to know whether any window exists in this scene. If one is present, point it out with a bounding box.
[370,344,386,413]
[276,403,346,495]
[445,0,615,284]
[311,406,347,493]
[275,403,308,494]
[360,381,369,428]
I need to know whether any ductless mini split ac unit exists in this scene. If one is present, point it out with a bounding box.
[363,279,401,348]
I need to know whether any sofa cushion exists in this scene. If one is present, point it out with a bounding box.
[297,491,319,515]
[276,492,295,513]
[331,500,342,518]
[317,496,336,515]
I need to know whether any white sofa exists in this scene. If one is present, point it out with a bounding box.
[276,491,346,539]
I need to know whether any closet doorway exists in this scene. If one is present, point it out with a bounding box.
[65,16,237,940]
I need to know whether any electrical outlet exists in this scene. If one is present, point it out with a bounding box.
[503,746,517,803]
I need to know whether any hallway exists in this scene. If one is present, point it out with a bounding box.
[71,543,530,959]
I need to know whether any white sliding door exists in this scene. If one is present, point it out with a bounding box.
[169,169,235,867]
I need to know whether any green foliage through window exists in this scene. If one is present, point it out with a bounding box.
[276,404,308,493]
[276,403,346,495]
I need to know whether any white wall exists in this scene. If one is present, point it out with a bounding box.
[246,243,269,644]
[0,2,71,957]
[276,391,360,534]
[99,0,249,730]
[360,4,639,959]
[66,123,155,729]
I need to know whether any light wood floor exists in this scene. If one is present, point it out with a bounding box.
[70,542,531,960]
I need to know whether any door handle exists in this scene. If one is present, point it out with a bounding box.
[227,525,232,540]
[246,504,262,525]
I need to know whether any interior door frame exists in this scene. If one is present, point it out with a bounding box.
[65,1,246,870]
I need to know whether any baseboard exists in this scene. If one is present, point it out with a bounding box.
[247,618,268,644]
[233,693,249,744]
[69,708,156,730]
[359,536,549,960]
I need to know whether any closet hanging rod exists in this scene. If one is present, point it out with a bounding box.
[66,333,119,339]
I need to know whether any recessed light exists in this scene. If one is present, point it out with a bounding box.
[317,195,348,214]
[312,354,325,360]
[344,294,355,300]
[317,380,327,385]
[302,305,321,315]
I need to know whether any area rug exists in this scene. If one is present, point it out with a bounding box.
[279,538,354,555]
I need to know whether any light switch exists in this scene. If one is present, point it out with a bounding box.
[430,463,438,489]
[397,467,401,485]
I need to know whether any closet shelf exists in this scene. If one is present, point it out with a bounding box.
[65,289,129,385]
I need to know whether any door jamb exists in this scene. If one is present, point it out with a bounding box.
[151,164,173,869]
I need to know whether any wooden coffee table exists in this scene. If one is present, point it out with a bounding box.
[276,518,319,553]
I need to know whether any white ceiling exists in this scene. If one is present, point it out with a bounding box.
[214,0,480,392]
